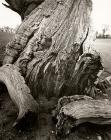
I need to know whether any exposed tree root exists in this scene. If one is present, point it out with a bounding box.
[0,64,39,127]
[55,95,111,137]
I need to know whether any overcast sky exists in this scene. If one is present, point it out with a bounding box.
[92,0,111,31]
[0,0,21,28]
[0,0,111,31]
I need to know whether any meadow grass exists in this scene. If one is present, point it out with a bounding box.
[94,39,111,75]
[0,31,13,65]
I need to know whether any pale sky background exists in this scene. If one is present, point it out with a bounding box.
[0,0,111,31]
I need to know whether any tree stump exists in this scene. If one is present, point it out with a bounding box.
[0,0,111,140]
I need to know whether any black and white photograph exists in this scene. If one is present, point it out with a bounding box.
[0,0,111,139]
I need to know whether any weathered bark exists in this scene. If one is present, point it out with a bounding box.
[55,95,111,136]
[3,0,92,98]
[0,64,38,126]
[1,0,111,139]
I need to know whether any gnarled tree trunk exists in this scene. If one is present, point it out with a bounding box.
[1,0,111,139]
[3,0,92,97]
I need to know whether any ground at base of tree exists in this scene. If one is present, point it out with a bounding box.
[1,82,111,140]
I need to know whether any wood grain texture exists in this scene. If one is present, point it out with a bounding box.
[56,95,111,136]
[3,0,92,98]
[2,0,111,139]
[0,64,38,126]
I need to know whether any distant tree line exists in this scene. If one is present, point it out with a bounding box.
[96,25,111,39]
[0,26,15,34]
[0,26,15,65]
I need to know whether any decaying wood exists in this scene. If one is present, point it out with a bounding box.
[3,0,92,98]
[96,76,111,95]
[1,0,111,139]
[61,52,103,97]
[0,64,38,126]
[55,95,111,136]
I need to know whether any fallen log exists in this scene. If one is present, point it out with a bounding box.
[55,95,111,136]
[0,64,39,127]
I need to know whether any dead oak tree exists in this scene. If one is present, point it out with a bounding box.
[1,0,111,139]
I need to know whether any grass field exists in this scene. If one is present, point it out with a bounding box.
[0,31,13,65]
[94,39,111,75]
